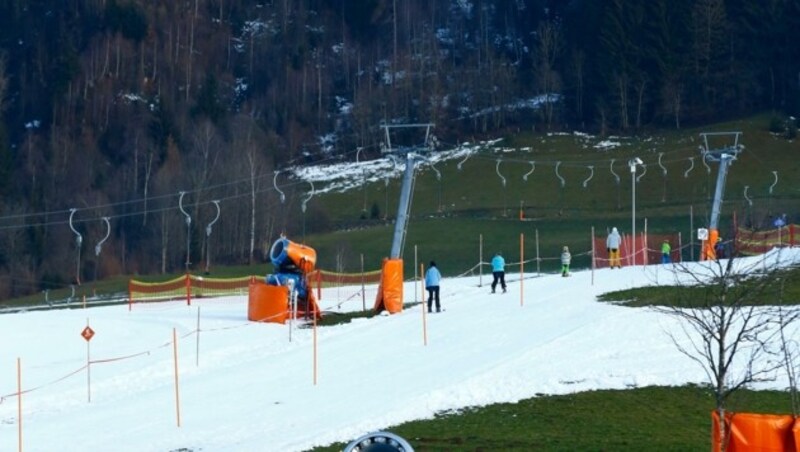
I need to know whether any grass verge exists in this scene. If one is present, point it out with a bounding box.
[309,385,794,451]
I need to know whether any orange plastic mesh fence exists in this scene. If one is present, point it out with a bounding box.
[129,274,255,303]
[593,233,681,268]
[190,275,254,297]
[129,270,382,304]
[128,275,188,302]
[308,269,382,288]
[735,224,796,255]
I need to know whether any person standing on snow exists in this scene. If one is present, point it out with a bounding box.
[425,261,442,313]
[561,246,571,277]
[661,240,672,264]
[606,227,622,268]
[490,252,506,293]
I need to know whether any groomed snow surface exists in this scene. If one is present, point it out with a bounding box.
[2,248,799,451]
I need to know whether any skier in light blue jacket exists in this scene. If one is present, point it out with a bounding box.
[425,261,442,313]
[490,252,506,293]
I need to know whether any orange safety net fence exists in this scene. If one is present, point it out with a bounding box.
[129,269,382,306]
[593,233,682,268]
[735,224,797,255]
[129,274,256,305]
[308,269,382,288]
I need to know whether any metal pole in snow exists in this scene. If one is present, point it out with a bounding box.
[479,233,483,287]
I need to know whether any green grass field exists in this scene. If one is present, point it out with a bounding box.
[309,385,795,451]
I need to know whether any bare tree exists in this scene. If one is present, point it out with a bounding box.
[0,52,8,112]
[534,21,562,129]
[655,252,800,451]
[776,300,800,416]
[661,76,684,129]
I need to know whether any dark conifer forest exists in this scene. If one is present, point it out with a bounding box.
[0,0,798,297]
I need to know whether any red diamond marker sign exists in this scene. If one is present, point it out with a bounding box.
[81,326,95,342]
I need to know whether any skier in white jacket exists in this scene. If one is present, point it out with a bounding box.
[606,227,622,268]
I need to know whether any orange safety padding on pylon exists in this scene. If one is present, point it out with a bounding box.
[711,410,797,452]
[248,281,289,324]
[373,258,404,314]
[703,229,719,261]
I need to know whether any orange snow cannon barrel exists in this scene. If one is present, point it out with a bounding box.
[270,237,317,273]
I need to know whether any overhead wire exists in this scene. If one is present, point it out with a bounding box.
[0,135,766,233]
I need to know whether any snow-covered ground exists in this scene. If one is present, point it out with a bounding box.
[1,249,799,451]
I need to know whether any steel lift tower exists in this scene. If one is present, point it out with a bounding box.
[700,132,743,260]
[373,123,435,313]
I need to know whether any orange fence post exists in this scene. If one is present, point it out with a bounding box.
[185,273,191,306]
[128,280,132,311]
[519,233,524,307]
[361,254,366,311]
[591,227,595,286]
[86,318,92,403]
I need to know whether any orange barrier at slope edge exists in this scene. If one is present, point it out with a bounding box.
[712,410,799,452]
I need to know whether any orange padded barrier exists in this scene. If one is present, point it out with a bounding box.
[703,229,720,261]
[248,281,288,324]
[373,258,403,314]
[794,419,800,450]
[712,410,798,452]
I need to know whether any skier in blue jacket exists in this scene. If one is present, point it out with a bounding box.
[425,261,442,313]
[490,252,506,293]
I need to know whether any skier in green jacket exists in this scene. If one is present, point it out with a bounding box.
[661,240,672,264]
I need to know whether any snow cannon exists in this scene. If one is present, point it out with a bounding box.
[249,236,320,324]
[270,237,317,274]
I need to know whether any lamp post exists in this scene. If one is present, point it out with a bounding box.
[629,158,642,266]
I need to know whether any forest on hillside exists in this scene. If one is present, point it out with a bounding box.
[0,0,798,298]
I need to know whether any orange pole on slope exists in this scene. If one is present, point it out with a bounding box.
[421,263,427,346]
[313,304,318,385]
[591,226,595,286]
[128,280,132,311]
[86,318,92,403]
[17,357,22,452]
[520,233,524,307]
[361,254,366,311]
[173,328,181,427]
